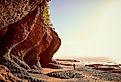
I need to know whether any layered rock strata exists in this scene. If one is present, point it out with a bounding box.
[0,0,61,81]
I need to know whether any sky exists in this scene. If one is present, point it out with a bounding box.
[49,0,121,63]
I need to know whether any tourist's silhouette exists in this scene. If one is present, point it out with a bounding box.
[73,64,75,70]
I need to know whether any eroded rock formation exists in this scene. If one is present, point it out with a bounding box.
[0,0,61,81]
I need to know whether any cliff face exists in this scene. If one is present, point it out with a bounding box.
[0,0,61,81]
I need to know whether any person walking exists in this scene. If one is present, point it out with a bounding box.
[73,64,76,70]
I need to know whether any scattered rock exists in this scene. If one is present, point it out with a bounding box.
[48,63,62,69]
[15,74,45,82]
[79,65,121,81]
[85,64,121,73]
[46,70,82,79]
[27,69,41,74]
[0,65,21,82]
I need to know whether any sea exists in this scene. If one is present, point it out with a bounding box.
[54,57,120,66]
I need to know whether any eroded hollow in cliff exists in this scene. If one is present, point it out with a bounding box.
[0,0,61,71]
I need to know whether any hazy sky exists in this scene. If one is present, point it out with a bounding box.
[49,0,121,62]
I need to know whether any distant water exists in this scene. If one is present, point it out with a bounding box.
[77,57,119,65]
[76,61,118,65]
[55,57,119,65]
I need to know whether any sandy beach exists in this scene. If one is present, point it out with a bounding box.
[28,58,121,82]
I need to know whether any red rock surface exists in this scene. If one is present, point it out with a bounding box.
[0,0,61,70]
[0,0,61,81]
[0,65,20,82]
[39,28,61,68]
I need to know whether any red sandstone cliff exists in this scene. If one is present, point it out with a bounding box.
[0,0,61,81]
